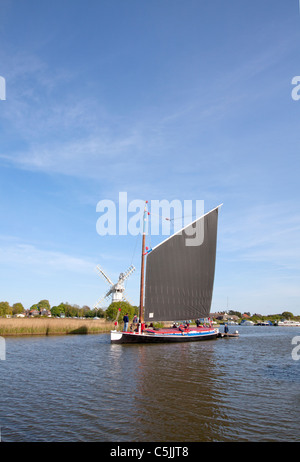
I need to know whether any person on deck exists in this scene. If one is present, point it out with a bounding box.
[224,323,229,334]
[132,315,138,331]
[123,313,129,332]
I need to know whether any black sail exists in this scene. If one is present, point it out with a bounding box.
[144,206,220,322]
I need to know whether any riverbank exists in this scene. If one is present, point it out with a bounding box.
[0,318,222,337]
[0,317,116,336]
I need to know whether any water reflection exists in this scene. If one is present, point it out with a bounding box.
[1,328,300,441]
[122,341,229,441]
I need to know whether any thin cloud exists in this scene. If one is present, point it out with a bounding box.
[220,202,300,270]
[0,239,94,273]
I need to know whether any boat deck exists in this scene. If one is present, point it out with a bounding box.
[143,326,214,335]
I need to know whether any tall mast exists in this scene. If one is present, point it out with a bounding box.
[139,201,148,324]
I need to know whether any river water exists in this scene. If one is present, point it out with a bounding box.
[0,326,299,442]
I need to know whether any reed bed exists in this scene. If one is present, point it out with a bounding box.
[0,317,116,336]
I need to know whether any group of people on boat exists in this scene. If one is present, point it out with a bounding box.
[122,314,215,333]
[123,313,139,332]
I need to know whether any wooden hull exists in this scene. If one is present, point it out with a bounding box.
[111,328,219,344]
[217,332,239,338]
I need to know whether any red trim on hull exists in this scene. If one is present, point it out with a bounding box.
[111,328,218,344]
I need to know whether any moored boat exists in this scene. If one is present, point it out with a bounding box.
[239,320,254,326]
[218,331,239,338]
[275,320,300,327]
[111,325,218,344]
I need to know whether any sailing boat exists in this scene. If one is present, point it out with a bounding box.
[110,203,222,344]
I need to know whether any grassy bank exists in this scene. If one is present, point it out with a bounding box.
[0,317,116,336]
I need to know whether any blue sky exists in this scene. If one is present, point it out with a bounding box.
[0,0,300,315]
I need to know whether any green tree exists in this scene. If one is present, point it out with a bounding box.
[57,302,71,317]
[12,302,25,315]
[51,306,61,317]
[0,301,12,317]
[105,302,137,323]
[53,302,68,317]
[282,311,294,319]
[82,305,91,313]
[228,310,242,318]
[95,308,105,318]
[65,304,77,317]
[37,300,51,311]
[84,309,95,318]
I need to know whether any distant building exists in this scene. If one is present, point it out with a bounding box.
[211,312,241,322]
[29,310,39,317]
[211,312,228,321]
[227,315,239,321]
[40,309,51,317]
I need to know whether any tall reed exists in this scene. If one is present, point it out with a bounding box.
[0,317,115,336]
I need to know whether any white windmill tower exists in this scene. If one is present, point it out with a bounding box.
[94,264,136,309]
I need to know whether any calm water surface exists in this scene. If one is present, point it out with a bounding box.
[0,326,300,442]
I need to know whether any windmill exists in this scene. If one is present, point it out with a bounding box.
[94,264,136,309]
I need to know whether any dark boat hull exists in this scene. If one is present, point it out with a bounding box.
[218,332,239,338]
[111,328,218,344]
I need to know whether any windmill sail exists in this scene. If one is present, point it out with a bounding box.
[144,206,220,322]
[94,264,135,308]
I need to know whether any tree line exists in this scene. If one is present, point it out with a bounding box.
[2,302,296,322]
[0,299,104,318]
[227,310,299,321]
[0,299,139,322]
